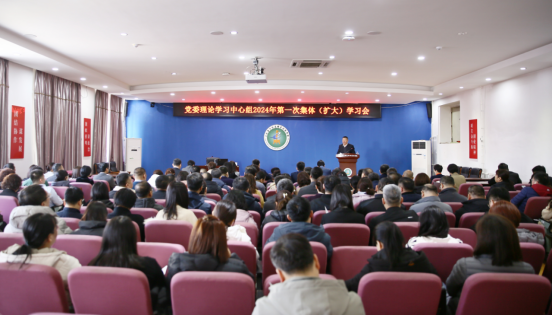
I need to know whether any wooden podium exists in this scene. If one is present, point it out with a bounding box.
[336,154,360,177]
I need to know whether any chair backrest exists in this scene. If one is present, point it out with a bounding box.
[508,190,519,199]
[227,240,257,276]
[263,273,336,296]
[520,242,546,274]
[445,211,456,227]
[514,183,526,191]
[394,222,420,242]
[205,200,216,211]
[403,202,414,210]
[253,193,261,201]
[324,223,370,247]
[543,250,552,283]
[449,228,477,248]
[155,199,166,207]
[0,263,68,315]
[358,272,442,315]
[460,167,470,178]
[70,182,92,202]
[312,210,325,226]
[483,186,491,193]
[130,208,158,220]
[53,235,102,266]
[456,273,551,315]
[248,210,261,229]
[0,195,19,224]
[330,246,379,280]
[52,186,68,200]
[469,168,482,178]
[412,243,474,282]
[365,211,385,226]
[136,242,185,268]
[518,223,546,237]
[444,202,464,213]
[69,266,152,315]
[0,232,24,250]
[433,180,441,191]
[205,193,221,202]
[170,271,255,315]
[432,178,441,184]
[459,212,485,229]
[524,197,552,220]
[190,209,205,219]
[221,188,228,195]
[262,222,287,248]
[62,217,81,230]
[458,183,482,197]
[145,220,193,249]
[301,194,317,200]
[234,221,259,248]
[95,179,110,191]
[266,190,276,198]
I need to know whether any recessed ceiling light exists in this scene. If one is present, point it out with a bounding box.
[298,99,302,101]
[170,93,175,96]
[520,67,526,70]
[182,99,185,101]
[230,31,238,35]
[458,32,468,35]
[121,33,128,36]
[423,98,427,100]
[367,31,381,35]
[24,34,37,38]
[52,68,58,71]
[255,91,259,94]
[418,56,425,60]
[103,85,108,88]
[222,72,230,76]
[258,99,262,101]
[151,57,157,60]
[329,55,335,59]
[243,72,248,75]
[337,99,340,101]
[120,93,125,95]
[387,94,391,97]
[171,73,177,76]
[391,72,397,76]
[375,99,380,102]
[239,56,245,60]
[211,91,216,94]
[318,72,323,75]
[345,92,349,94]
[439,93,443,95]
[15,53,22,56]
[80,77,86,81]
[301,91,304,93]
[210,31,224,35]
[134,98,138,100]
[459,87,464,89]
[220,98,224,101]
[485,78,491,81]
[345,30,354,35]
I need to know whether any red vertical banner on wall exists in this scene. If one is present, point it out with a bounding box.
[469,119,478,159]
[10,106,25,159]
[84,118,91,157]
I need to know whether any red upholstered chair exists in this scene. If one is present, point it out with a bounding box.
[394,222,420,242]
[301,194,317,200]
[458,183,482,197]
[70,182,92,202]
[358,272,442,315]
[263,274,336,296]
[234,221,258,248]
[53,235,102,266]
[61,217,80,230]
[265,210,273,217]
[449,228,477,248]
[365,211,384,226]
[432,178,441,184]
[524,197,552,220]
[459,212,485,229]
[221,188,228,195]
[69,267,152,315]
[227,240,257,276]
[0,195,19,224]
[456,273,551,315]
[312,210,325,226]
[520,242,546,274]
[130,208,158,220]
[155,199,166,207]
[444,202,463,213]
[509,190,519,199]
[95,179,110,191]
[519,223,546,237]
[137,242,185,268]
[248,210,261,229]
[205,200,216,212]
[262,222,287,248]
[323,223,370,247]
[51,186,68,200]
[145,220,193,249]
[263,241,327,285]
[0,232,24,250]
[330,246,379,280]
[412,243,473,282]
[543,250,552,283]
[483,186,491,194]
[0,263,68,315]
[433,180,441,192]
[445,212,456,227]
[403,202,414,210]
[514,183,526,191]
[191,209,205,219]
[205,193,221,202]
[171,271,255,315]
[266,190,276,198]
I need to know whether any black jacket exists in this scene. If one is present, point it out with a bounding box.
[76,177,94,185]
[455,198,489,227]
[94,199,115,210]
[152,189,166,200]
[71,220,106,237]
[57,207,83,219]
[205,181,223,198]
[356,194,386,216]
[134,198,164,211]
[51,181,71,187]
[439,188,468,203]
[345,249,438,292]
[0,189,18,198]
[488,171,522,186]
[135,256,167,312]
[368,207,419,244]
[221,176,234,187]
[488,181,515,193]
[243,191,262,213]
[402,192,422,202]
[337,143,355,154]
[108,206,145,241]
[291,171,299,183]
[321,208,365,225]
[297,182,318,197]
[263,195,277,214]
[310,195,332,212]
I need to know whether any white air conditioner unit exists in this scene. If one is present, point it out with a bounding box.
[290,59,332,68]
[411,140,431,176]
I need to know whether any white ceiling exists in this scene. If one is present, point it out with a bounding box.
[0,0,550,104]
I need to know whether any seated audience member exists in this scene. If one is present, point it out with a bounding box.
[224,177,262,214]
[310,175,342,212]
[253,233,365,315]
[172,158,182,176]
[398,177,421,202]
[350,175,360,193]
[255,170,268,197]
[245,173,265,208]
[379,164,389,179]
[206,162,216,174]
[318,160,332,176]
[57,187,84,219]
[266,196,333,257]
[187,173,212,214]
[410,184,453,214]
[0,213,81,283]
[388,173,400,185]
[321,184,365,225]
[406,206,463,248]
[219,166,234,187]
[51,170,71,187]
[76,165,95,185]
[265,177,295,213]
[45,163,64,182]
[148,182,196,224]
[447,164,466,189]
[489,201,544,245]
[93,163,115,189]
[361,168,373,178]
[295,171,310,195]
[0,168,15,184]
[109,172,134,199]
[488,163,522,186]
[211,168,231,192]
[108,188,145,241]
[430,164,444,181]
[89,216,166,311]
[225,161,238,179]
[91,182,115,209]
[337,171,352,187]
[71,201,108,236]
[3,162,15,171]
[134,181,163,211]
[166,215,253,285]
[413,173,431,194]
[269,167,282,185]
[43,162,55,180]
[455,185,488,226]
[291,161,305,183]
[298,167,323,197]
[387,167,398,176]
[23,166,49,186]
[368,185,419,241]
[356,177,395,216]
[369,172,380,190]
[486,187,534,225]
[402,170,414,179]
[176,170,188,182]
[214,200,256,251]
[202,172,224,198]
[261,190,292,232]
[221,190,255,224]
[528,165,552,186]
[346,221,438,292]
[511,172,552,213]
[165,168,176,176]
[331,167,343,177]
[0,173,22,198]
[71,166,81,179]
[352,177,375,205]
[488,169,516,193]
[253,159,272,181]
[438,176,468,202]
[132,167,147,189]
[182,160,195,174]
[446,214,534,314]
[30,169,63,208]
[152,175,170,199]
[304,167,313,175]
[147,169,163,188]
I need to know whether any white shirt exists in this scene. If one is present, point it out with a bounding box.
[41,184,63,207]
[406,234,463,249]
[148,174,160,189]
[145,205,197,225]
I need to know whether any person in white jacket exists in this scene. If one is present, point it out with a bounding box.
[145,181,197,225]
[5,185,73,234]
[253,233,365,315]
[0,212,81,284]
[406,205,462,249]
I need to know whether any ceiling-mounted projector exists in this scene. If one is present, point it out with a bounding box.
[245,57,267,83]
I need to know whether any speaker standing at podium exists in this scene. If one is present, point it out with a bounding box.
[337,136,355,154]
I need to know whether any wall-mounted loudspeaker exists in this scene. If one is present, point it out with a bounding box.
[150,102,155,108]
[426,102,432,119]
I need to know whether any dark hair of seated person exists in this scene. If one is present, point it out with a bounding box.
[80,165,92,178]
[374,221,406,268]
[496,169,514,190]
[296,171,310,188]
[275,190,293,211]
[116,172,131,187]
[270,233,314,274]
[329,184,354,210]
[296,161,305,171]
[447,164,459,174]
[188,215,231,263]
[54,170,68,182]
[165,168,176,175]
[487,187,510,203]
[71,166,81,178]
[12,213,57,266]
[164,181,189,220]
[414,173,431,187]
[89,216,142,268]
[474,214,523,266]
[286,196,311,222]
[488,201,522,228]
[225,190,247,210]
[92,182,110,201]
[0,168,15,183]
[417,206,449,238]
[187,173,204,192]
[2,173,22,191]
[244,174,258,195]
[152,169,163,176]
[176,171,188,182]
[232,177,249,192]
[19,184,48,206]
[136,181,154,198]
[82,201,108,221]
[155,175,170,190]
[64,186,84,204]
[213,200,237,227]
[114,188,137,209]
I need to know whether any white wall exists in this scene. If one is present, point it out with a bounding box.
[432,67,552,181]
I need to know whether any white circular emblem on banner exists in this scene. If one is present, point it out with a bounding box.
[344,168,353,177]
[264,125,291,151]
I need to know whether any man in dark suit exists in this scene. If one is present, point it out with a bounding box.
[487,163,522,186]
[298,167,323,197]
[356,177,394,216]
[337,136,355,154]
[108,188,145,241]
[172,158,182,176]
[317,160,332,176]
[398,177,421,202]
[291,161,305,183]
